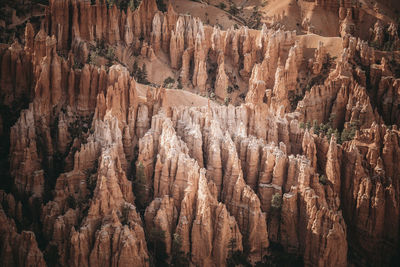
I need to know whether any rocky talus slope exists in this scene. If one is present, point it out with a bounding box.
[0,0,399,266]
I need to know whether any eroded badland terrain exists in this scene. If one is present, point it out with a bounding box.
[0,0,400,266]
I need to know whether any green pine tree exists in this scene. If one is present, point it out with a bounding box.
[271,193,282,209]
[141,63,149,84]
[171,233,190,266]
[148,228,168,266]
[133,161,147,209]
[132,60,139,77]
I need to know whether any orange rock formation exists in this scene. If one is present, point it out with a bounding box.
[0,0,399,266]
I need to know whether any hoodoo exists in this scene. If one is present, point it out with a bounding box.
[0,0,399,266]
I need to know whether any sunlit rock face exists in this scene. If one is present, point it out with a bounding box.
[0,0,399,266]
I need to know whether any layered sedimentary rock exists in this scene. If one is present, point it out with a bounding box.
[296,35,394,130]
[340,124,400,266]
[43,0,303,97]
[47,0,158,49]
[0,208,46,267]
[140,115,243,266]
[214,52,229,100]
[169,104,347,266]
[0,0,399,266]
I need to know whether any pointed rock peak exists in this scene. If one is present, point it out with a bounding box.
[35,28,47,42]
[137,0,158,13]
[25,22,35,50]
[10,39,23,51]
[167,1,176,14]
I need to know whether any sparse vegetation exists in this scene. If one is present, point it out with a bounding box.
[224,96,231,106]
[106,0,116,8]
[306,53,336,90]
[218,2,226,10]
[67,115,92,142]
[140,63,149,84]
[128,0,139,10]
[86,173,97,195]
[248,6,262,29]
[226,238,250,267]
[156,0,167,12]
[132,61,150,84]
[301,114,359,144]
[271,193,282,209]
[308,120,341,140]
[163,77,175,88]
[148,228,168,266]
[261,0,268,7]
[105,46,116,61]
[177,78,183,89]
[105,0,143,10]
[73,59,84,69]
[1,3,398,267]
[340,120,360,143]
[305,121,311,130]
[121,203,131,225]
[87,39,117,67]
[319,174,327,185]
[87,51,98,65]
[370,19,400,51]
[171,233,190,266]
[228,4,239,16]
[288,90,303,111]
[133,161,148,209]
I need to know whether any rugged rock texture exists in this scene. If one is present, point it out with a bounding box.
[0,214,46,267]
[340,124,400,266]
[0,0,399,266]
[169,104,347,266]
[140,115,243,266]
